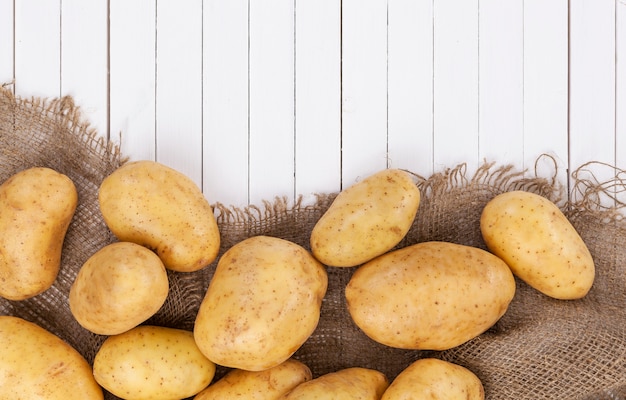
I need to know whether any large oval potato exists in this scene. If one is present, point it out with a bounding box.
[345,241,516,350]
[381,358,484,400]
[194,359,312,400]
[93,325,216,400]
[194,235,328,371]
[278,367,389,399]
[69,241,169,335]
[480,190,595,299]
[0,315,103,399]
[0,167,77,300]
[310,168,420,267]
[98,160,220,272]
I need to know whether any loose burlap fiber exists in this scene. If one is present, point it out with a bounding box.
[1,87,625,399]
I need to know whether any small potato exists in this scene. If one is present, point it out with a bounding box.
[310,168,420,267]
[278,367,389,400]
[0,315,103,399]
[480,190,595,299]
[381,358,484,400]
[345,241,516,350]
[69,241,169,335]
[194,236,328,371]
[98,160,220,272]
[0,167,77,300]
[93,325,216,400]
[194,359,312,400]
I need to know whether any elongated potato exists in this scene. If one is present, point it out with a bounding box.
[194,236,328,371]
[0,315,103,399]
[480,190,595,299]
[345,241,516,350]
[278,367,389,400]
[382,358,484,400]
[310,168,420,267]
[69,241,169,335]
[0,167,78,300]
[194,359,312,400]
[98,160,220,272]
[93,325,216,400]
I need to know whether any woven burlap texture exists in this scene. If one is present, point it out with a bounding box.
[1,87,624,400]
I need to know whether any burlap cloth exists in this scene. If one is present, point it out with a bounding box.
[0,86,624,399]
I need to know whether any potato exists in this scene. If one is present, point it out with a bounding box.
[345,241,516,350]
[278,367,388,399]
[93,325,216,400]
[0,167,77,300]
[194,235,328,371]
[310,168,420,267]
[381,358,484,400]
[98,160,220,272]
[194,359,312,400]
[480,190,595,300]
[69,241,169,335]
[0,315,103,399]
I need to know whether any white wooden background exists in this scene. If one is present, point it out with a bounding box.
[1,0,625,209]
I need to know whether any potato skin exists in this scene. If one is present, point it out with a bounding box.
[310,168,420,267]
[345,241,516,350]
[480,190,595,300]
[278,367,389,400]
[194,235,328,371]
[0,167,77,300]
[381,358,484,400]
[194,359,312,400]
[98,160,220,272]
[69,241,169,335]
[0,315,103,399]
[93,325,216,400]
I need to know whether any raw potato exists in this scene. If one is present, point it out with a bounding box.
[194,235,328,371]
[194,359,312,400]
[0,315,103,399]
[93,325,216,400]
[345,241,516,350]
[0,167,77,300]
[278,367,389,399]
[69,241,169,335]
[310,168,420,267]
[98,160,220,272]
[480,190,595,300]
[381,358,484,400]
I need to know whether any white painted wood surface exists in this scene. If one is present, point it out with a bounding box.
[2,0,624,208]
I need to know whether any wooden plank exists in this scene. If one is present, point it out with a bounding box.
[109,0,156,161]
[8,0,623,211]
[155,0,203,187]
[433,0,479,173]
[202,0,249,207]
[617,1,626,171]
[14,0,61,98]
[523,0,569,184]
[388,0,434,177]
[294,0,342,202]
[569,0,616,200]
[341,0,388,187]
[248,0,295,205]
[60,0,108,136]
[478,0,524,168]
[0,1,13,87]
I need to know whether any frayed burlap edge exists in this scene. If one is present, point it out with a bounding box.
[0,87,126,168]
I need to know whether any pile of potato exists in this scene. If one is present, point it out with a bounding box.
[0,161,595,399]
